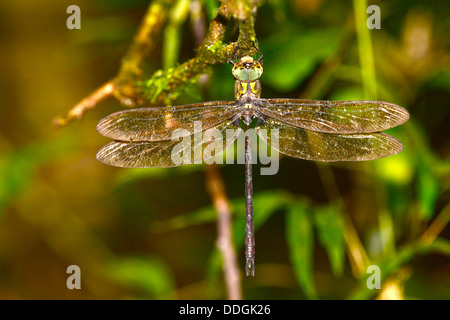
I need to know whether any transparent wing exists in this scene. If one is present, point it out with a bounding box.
[96,122,243,168]
[97,100,240,141]
[256,99,409,134]
[256,119,404,161]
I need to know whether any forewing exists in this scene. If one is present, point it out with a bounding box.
[256,119,404,161]
[256,99,409,134]
[96,121,243,168]
[97,100,239,141]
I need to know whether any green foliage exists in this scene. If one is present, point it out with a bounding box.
[106,255,175,299]
[261,26,343,91]
[142,67,204,104]
[313,203,345,277]
[0,0,448,300]
[286,199,317,299]
[0,137,77,214]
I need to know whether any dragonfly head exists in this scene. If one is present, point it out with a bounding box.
[232,56,263,81]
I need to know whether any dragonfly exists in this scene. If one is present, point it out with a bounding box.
[96,43,409,276]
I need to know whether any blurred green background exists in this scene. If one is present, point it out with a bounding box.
[0,0,448,299]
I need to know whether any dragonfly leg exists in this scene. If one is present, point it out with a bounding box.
[253,39,263,64]
[231,116,241,127]
[228,42,240,65]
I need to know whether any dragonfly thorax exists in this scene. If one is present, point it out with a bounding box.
[233,57,263,101]
[232,56,263,81]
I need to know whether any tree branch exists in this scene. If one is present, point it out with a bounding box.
[53,0,262,298]
[53,0,260,127]
[206,164,242,300]
[54,0,173,127]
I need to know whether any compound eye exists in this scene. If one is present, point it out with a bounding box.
[232,60,263,81]
[246,65,263,81]
[232,67,249,81]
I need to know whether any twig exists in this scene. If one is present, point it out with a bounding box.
[53,0,174,127]
[206,164,242,300]
[419,202,450,245]
[316,163,370,277]
[189,0,206,47]
[53,82,114,127]
[53,0,260,297]
[54,0,260,127]
[140,2,259,104]
[342,211,371,277]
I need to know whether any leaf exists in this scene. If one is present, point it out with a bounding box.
[286,199,317,299]
[417,159,440,221]
[405,121,441,221]
[163,0,190,69]
[0,137,76,213]
[329,86,365,101]
[374,149,414,186]
[114,165,205,186]
[204,0,220,20]
[106,255,175,299]
[150,189,291,236]
[429,238,450,256]
[313,203,345,277]
[207,190,292,280]
[261,26,343,91]
[150,205,216,233]
[426,70,450,92]
[233,190,292,248]
[348,238,450,300]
